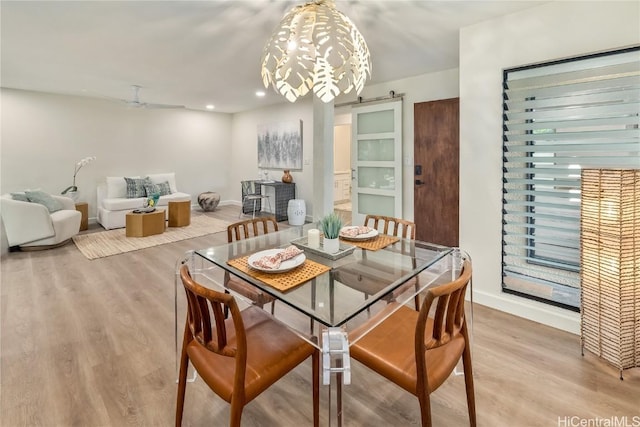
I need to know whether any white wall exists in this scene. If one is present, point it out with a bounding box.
[0,88,233,222]
[333,125,351,173]
[229,69,460,221]
[229,100,314,216]
[335,68,459,220]
[459,1,640,334]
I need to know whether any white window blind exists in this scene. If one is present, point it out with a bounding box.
[502,47,640,309]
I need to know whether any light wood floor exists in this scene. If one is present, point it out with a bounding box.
[1,205,638,426]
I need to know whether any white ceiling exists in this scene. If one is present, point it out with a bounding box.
[1,0,547,113]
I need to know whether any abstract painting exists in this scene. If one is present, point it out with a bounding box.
[257,120,303,170]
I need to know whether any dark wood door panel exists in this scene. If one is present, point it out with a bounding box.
[413,98,459,246]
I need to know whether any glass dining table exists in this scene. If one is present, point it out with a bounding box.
[175,223,462,426]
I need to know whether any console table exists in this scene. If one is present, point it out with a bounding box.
[260,181,295,222]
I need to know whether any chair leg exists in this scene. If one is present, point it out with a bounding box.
[270,300,276,315]
[462,326,477,426]
[417,391,433,427]
[413,278,421,311]
[413,294,421,311]
[336,361,343,426]
[229,399,244,427]
[175,338,190,427]
[312,348,320,427]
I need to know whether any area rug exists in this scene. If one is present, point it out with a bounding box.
[73,215,230,260]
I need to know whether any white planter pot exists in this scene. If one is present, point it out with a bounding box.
[323,237,340,254]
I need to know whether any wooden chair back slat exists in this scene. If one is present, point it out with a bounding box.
[416,260,471,352]
[364,214,415,239]
[180,264,243,358]
[227,216,278,242]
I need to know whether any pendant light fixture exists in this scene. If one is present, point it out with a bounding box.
[260,0,371,103]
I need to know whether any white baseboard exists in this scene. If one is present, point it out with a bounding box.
[473,289,580,335]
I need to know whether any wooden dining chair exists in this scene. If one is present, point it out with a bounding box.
[364,214,415,240]
[348,260,475,427]
[176,264,319,427]
[364,214,420,310]
[225,216,278,314]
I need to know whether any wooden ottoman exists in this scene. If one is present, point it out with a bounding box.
[126,209,166,237]
[168,200,191,227]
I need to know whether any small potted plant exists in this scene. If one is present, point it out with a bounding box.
[319,212,342,253]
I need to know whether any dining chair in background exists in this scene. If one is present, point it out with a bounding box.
[348,259,475,427]
[363,214,420,310]
[225,216,279,314]
[364,214,415,240]
[240,180,272,219]
[332,215,420,311]
[176,264,319,427]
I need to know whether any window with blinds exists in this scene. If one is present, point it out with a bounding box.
[502,47,640,310]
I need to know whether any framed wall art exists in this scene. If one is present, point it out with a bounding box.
[257,120,303,170]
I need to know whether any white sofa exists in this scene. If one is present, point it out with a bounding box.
[96,173,191,230]
[1,192,81,248]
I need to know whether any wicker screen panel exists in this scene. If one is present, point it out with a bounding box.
[580,169,640,375]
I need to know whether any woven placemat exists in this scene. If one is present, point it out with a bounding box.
[227,256,330,292]
[340,234,400,251]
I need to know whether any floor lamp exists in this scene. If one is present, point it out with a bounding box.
[580,168,639,379]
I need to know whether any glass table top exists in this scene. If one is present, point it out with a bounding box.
[194,224,453,328]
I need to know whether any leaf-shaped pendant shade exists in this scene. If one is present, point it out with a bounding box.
[261,0,371,103]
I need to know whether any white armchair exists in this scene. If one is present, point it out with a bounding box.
[1,193,82,249]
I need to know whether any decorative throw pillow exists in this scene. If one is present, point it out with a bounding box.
[147,173,177,193]
[10,192,29,202]
[24,190,63,213]
[124,177,147,198]
[144,180,172,197]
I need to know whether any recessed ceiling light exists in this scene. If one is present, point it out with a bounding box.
[256,91,266,97]
[206,104,215,110]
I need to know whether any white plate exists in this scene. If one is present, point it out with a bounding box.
[339,226,379,241]
[247,249,306,273]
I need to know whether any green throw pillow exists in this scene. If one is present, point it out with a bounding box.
[10,192,29,202]
[25,190,63,213]
[143,180,172,197]
[124,177,147,198]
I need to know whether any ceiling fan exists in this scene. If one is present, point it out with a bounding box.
[120,85,185,109]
